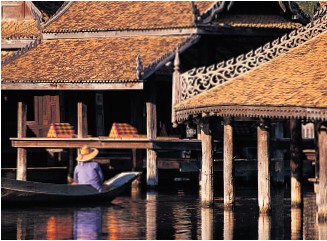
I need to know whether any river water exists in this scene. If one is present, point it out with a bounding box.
[2,182,327,240]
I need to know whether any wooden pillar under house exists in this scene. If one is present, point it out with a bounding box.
[146,82,158,187]
[95,92,105,137]
[77,102,88,138]
[223,116,234,208]
[257,118,271,214]
[131,92,144,172]
[200,117,214,207]
[16,102,27,181]
[318,122,327,222]
[290,119,303,208]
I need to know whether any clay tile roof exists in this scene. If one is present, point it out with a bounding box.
[212,15,302,29]
[1,35,193,83]
[42,1,214,32]
[1,19,39,39]
[175,11,327,121]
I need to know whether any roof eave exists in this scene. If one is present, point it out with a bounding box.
[175,104,327,123]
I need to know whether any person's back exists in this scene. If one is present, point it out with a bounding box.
[73,145,104,192]
[74,161,104,192]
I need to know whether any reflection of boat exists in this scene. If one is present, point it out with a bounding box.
[2,172,141,205]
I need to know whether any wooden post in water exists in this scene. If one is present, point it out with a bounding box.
[257,118,271,214]
[77,102,88,138]
[200,117,214,207]
[17,102,27,181]
[290,119,303,208]
[318,122,327,222]
[223,117,234,208]
[146,82,158,187]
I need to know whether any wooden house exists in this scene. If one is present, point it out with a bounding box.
[173,6,327,219]
[1,1,310,184]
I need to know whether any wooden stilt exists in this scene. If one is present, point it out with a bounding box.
[17,102,27,181]
[290,119,303,208]
[318,122,327,222]
[147,149,158,186]
[223,117,234,208]
[77,102,88,138]
[200,118,214,207]
[257,118,271,214]
[146,83,158,187]
[273,121,285,184]
[67,149,74,182]
[95,92,105,136]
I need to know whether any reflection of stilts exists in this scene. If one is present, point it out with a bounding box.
[223,210,234,240]
[291,208,302,240]
[258,214,271,240]
[318,221,327,240]
[146,191,157,240]
[16,216,26,240]
[201,207,213,240]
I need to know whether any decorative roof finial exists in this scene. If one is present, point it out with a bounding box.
[191,2,200,24]
[136,53,143,79]
[174,47,180,72]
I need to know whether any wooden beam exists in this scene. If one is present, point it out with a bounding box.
[318,122,327,222]
[77,102,88,138]
[17,102,27,181]
[257,118,271,214]
[223,117,234,208]
[290,119,303,208]
[11,138,154,149]
[200,118,214,207]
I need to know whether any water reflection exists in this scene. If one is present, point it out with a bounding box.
[146,191,157,240]
[73,207,102,240]
[318,221,327,240]
[1,185,325,240]
[201,207,213,240]
[223,210,234,240]
[291,208,302,240]
[258,214,271,240]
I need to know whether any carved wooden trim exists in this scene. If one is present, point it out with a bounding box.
[180,7,327,101]
[175,105,327,123]
[1,38,41,65]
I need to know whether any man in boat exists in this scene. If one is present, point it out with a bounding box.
[72,145,104,192]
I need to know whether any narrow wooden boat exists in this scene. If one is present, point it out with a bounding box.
[2,172,141,205]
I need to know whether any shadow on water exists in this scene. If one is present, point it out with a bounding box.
[2,182,327,240]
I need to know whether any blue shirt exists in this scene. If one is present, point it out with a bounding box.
[74,161,104,192]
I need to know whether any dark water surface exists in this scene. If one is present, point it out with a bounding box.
[2,183,327,240]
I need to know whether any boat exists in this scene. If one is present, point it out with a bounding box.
[1,172,141,205]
